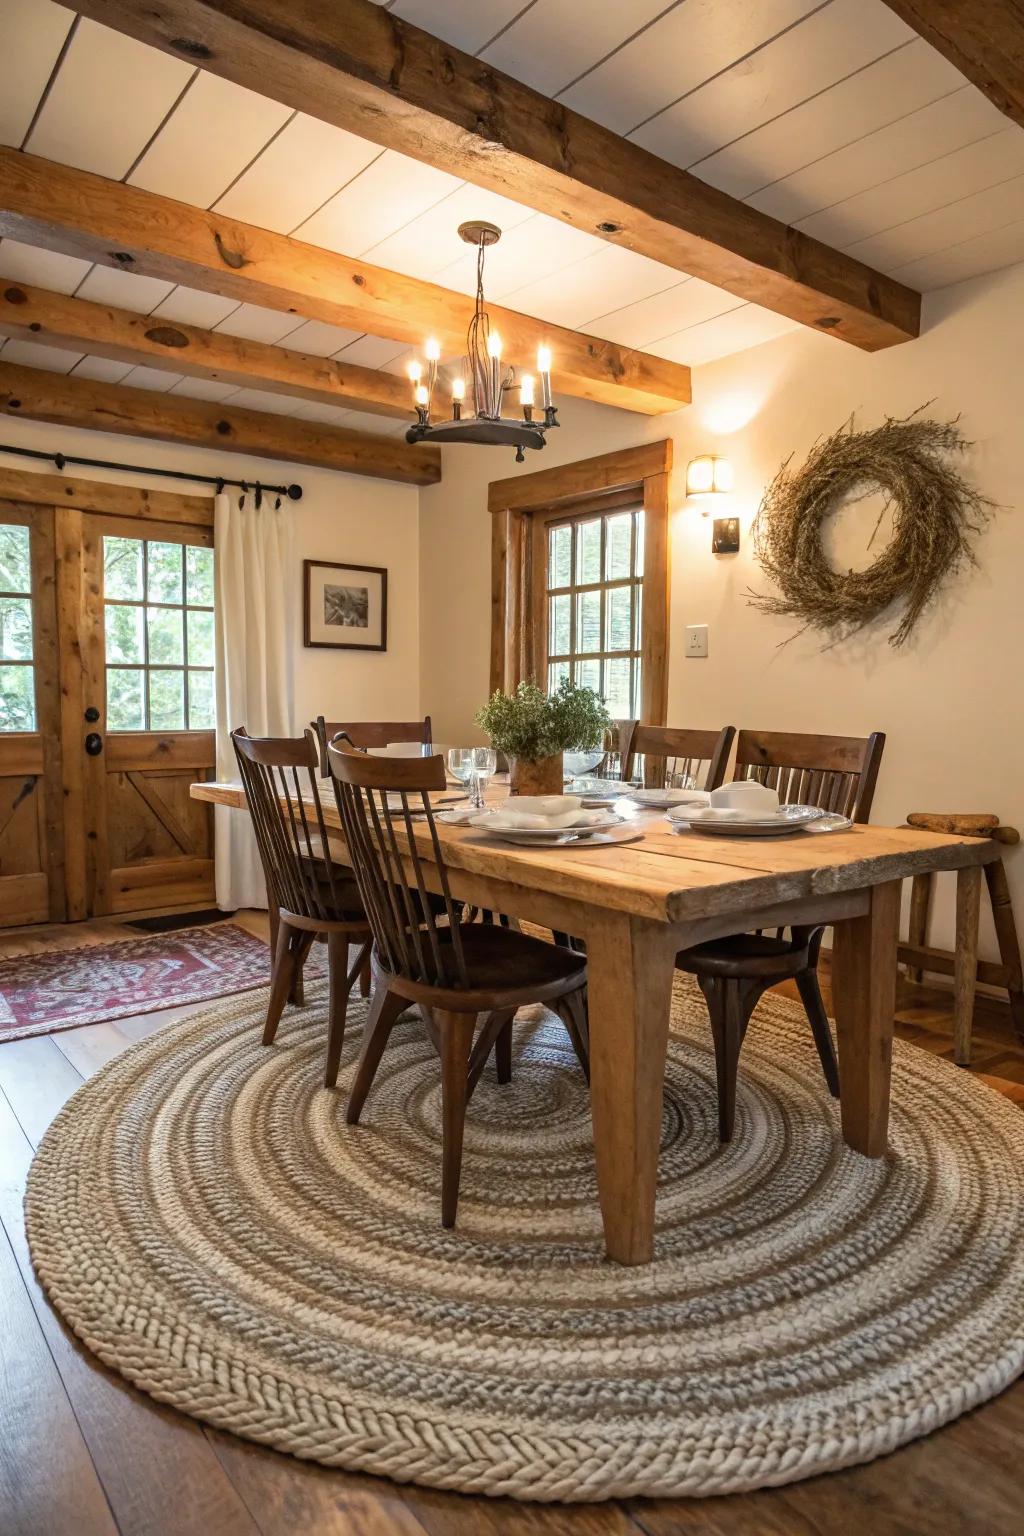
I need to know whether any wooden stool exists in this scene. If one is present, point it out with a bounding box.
[898,813,1024,1064]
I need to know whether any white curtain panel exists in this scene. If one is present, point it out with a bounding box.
[213,490,294,910]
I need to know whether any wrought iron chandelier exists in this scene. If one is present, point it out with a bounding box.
[405,221,558,461]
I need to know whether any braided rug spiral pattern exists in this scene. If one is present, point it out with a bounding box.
[25,978,1024,1503]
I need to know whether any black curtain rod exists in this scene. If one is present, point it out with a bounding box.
[0,441,303,501]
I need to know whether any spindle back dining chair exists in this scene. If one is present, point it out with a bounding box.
[232,728,372,1087]
[326,739,589,1228]
[623,724,735,791]
[313,715,432,774]
[732,729,884,821]
[676,727,886,1139]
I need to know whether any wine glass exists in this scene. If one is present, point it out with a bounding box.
[470,746,497,809]
[447,747,474,794]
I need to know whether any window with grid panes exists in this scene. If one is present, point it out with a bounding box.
[545,505,643,719]
[103,535,215,732]
[0,522,35,731]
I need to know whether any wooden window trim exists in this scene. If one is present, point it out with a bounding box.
[0,465,213,526]
[489,442,671,725]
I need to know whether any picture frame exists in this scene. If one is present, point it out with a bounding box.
[303,560,388,651]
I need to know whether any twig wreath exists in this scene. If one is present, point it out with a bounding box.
[749,408,994,647]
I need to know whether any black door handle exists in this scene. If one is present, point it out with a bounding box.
[84,706,100,722]
[84,733,103,756]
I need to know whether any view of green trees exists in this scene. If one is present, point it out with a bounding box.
[1,524,35,732]
[103,536,215,732]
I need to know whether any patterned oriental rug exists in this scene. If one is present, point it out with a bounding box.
[25,976,1024,1503]
[0,923,317,1042]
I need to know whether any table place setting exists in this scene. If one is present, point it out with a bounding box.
[451,793,644,848]
[667,780,854,837]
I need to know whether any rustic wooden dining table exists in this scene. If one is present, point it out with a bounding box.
[191,777,997,1266]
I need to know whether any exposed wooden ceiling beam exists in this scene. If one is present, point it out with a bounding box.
[0,280,413,420]
[0,363,441,485]
[880,2,1024,128]
[71,0,921,352]
[0,151,691,417]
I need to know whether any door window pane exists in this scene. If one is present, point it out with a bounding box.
[103,536,143,600]
[107,668,145,731]
[147,606,184,664]
[188,669,215,729]
[147,542,183,603]
[149,669,185,731]
[105,604,145,664]
[0,597,33,659]
[0,524,30,591]
[186,545,214,605]
[186,609,215,667]
[0,524,35,732]
[0,665,35,730]
[103,536,214,731]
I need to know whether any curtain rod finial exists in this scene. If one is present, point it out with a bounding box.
[287,483,302,501]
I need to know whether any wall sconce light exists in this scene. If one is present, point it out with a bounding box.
[686,454,734,498]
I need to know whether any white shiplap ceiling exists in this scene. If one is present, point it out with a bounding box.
[0,0,1021,428]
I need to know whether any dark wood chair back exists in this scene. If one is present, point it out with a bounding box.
[623,724,735,791]
[313,715,432,773]
[732,729,885,822]
[326,740,467,988]
[232,727,352,922]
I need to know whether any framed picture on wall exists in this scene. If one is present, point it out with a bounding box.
[303,560,388,651]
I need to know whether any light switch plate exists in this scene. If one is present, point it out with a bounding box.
[685,624,709,658]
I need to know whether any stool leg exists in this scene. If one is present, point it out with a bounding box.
[984,859,1024,1045]
[954,865,982,1066]
[906,872,933,984]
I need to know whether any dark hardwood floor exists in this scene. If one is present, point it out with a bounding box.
[1,914,1022,1535]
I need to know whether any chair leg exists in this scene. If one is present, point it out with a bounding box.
[553,989,590,1082]
[324,932,363,1089]
[698,975,762,1141]
[467,1008,514,1099]
[345,985,409,1123]
[358,951,372,998]
[794,966,841,1097]
[263,919,300,1046]
[495,1019,513,1083]
[289,931,316,1006]
[438,1009,476,1228]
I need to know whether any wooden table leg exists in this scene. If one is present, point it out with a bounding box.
[953,864,982,1065]
[582,909,676,1265]
[831,880,900,1157]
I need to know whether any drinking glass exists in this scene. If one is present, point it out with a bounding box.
[447,747,474,793]
[470,747,497,809]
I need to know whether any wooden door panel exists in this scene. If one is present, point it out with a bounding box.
[80,517,215,916]
[0,763,49,925]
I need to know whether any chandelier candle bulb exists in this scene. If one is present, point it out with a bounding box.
[537,346,553,410]
[425,338,440,399]
[451,376,465,421]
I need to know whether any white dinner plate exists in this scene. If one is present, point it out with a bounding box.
[673,808,853,838]
[471,820,642,849]
[628,787,710,808]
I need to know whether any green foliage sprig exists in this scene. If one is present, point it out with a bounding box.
[475,679,611,762]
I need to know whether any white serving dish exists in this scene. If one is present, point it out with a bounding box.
[628,787,710,808]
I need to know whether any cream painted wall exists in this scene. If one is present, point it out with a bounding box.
[419,261,1024,956]
[0,414,421,733]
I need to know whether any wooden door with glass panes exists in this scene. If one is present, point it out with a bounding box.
[73,514,216,916]
[0,501,64,925]
[530,493,644,720]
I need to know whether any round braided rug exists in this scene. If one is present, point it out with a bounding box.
[25,977,1024,1503]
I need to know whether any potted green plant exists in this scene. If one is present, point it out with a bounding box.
[475,679,612,795]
